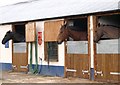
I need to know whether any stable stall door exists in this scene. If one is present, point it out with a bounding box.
[65,41,89,79]
[12,43,28,72]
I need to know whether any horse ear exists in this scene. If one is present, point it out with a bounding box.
[64,20,66,24]
[7,30,12,33]
[8,30,10,32]
[64,20,68,25]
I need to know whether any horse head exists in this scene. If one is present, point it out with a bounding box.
[93,27,104,43]
[57,24,69,44]
[2,30,13,44]
[94,30,99,43]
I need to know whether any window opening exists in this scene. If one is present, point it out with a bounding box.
[45,42,58,62]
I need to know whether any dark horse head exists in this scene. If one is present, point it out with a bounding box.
[2,30,13,44]
[2,30,25,44]
[57,24,69,44]
[93,25,120,43]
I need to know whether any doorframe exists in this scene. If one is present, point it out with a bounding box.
[64,16,89,78]
[94,12,120,82]
[12,23,28,72]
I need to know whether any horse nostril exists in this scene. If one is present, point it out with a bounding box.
[2,41,5,44]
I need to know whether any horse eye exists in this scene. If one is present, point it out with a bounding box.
[60,31,63,33]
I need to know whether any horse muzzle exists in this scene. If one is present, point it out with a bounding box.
[2,39,6,44]
[57,41,63,44]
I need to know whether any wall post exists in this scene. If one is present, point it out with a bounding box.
[88,15,97,80]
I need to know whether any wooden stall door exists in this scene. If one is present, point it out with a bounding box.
[96,54,120,82]
[12,43,28,72]
[65,54,89,79]
[65,41,89,79]
[95,40,120,82]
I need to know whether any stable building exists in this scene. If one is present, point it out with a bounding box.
[0,0,120,82]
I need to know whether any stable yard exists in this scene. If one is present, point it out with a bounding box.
[0,71,119,85]
[0,71,103,83]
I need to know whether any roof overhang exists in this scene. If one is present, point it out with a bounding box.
[0,0,120,24]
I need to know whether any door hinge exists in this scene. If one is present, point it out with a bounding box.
[20,65,28,69]
[110,72,120,75]
[82,70,90,75]
[66,68,76,72]
[95,70,103,76]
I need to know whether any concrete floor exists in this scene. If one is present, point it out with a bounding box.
[0,71,118,85]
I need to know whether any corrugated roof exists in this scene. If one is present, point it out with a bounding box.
[0,0,120,24]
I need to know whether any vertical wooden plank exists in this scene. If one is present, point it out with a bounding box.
[64,42,67,77]
[70,54,74,77]
[75,54,80,78]
[87,16,91,79]
[93,16,97,72]
[82,54,89,79]
[102,55,106,80]
[66,54,71,77]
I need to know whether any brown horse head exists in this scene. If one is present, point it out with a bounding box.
[57,24,69,44]
[94,27,104,43]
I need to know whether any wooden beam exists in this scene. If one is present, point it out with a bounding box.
[64,42,67,78]
[95,11,120,17]
[88,15,97,80]
[92,16,97,79]
[87,16,91,79]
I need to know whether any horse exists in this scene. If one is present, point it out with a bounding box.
[2,30,25,44]
[57,24,87,44]
[94,25,120,43]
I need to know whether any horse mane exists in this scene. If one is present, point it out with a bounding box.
[66,25,87,32]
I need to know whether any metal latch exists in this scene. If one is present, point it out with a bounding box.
[20,65,28,69]
[66,68,76,72]
[95,70,103,76]
[110,72,120,75]
[82,70,89,75]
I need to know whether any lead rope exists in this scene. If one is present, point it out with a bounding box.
[29,35,38,74]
